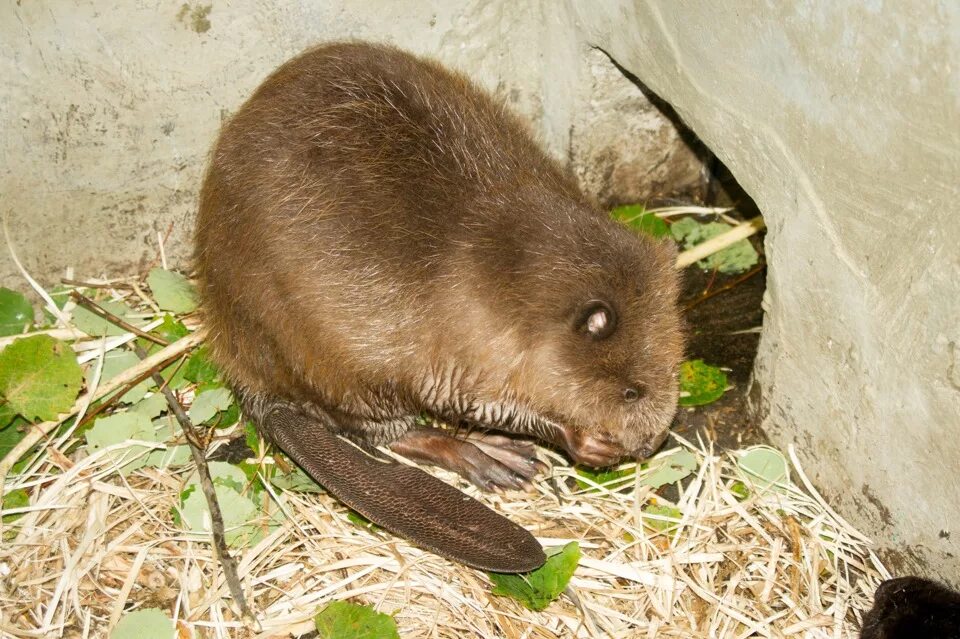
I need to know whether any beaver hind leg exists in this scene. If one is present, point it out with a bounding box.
[253,398,546,572]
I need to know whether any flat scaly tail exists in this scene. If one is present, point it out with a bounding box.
[254,399,546,573]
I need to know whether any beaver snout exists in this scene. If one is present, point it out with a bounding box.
[550,423,670,467]
[630,428,670,460]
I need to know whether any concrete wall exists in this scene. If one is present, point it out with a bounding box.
[4,0,958,585]
[576,1,960,585]
[0,0,702,287]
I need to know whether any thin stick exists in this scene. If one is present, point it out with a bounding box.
[675,216,766,269]
[61,277,136,290]
[0,328,86,349]
[3,215,72,327]
[0,330,204,481]
[69,291,168,346]
[684,264,766,312]
[133,342,258,628]
[52,295,255,626]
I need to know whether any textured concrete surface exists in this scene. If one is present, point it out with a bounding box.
[570,47,706,207]
[576,1,960,586]
[0,0,701,287]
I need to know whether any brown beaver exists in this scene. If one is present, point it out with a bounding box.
[194,42,683,572]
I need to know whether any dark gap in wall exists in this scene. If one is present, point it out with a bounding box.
[599,48,768,450]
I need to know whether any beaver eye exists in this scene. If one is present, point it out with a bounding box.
[622,385,645,403]
[574,300,617,340]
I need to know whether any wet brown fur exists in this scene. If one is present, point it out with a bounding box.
[195,41,684,465]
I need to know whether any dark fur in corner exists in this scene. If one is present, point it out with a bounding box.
[860,577,960,638]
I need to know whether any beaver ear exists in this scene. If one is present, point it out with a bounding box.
[575,299,617,340]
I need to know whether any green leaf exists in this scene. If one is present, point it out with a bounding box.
[610,204,670,238]
[183,346,219,384]
[85,412,188,474]
[188,387,233,424]
[639,449,698,489]
[210,400,240,429]
[314,601,400,639]
[488,542,579,611]
[678,359,728,407]
[244,420,261,454]
[642,503,683,534]
[0,288,33,336]
[147,268,198,314]
[0,417,27,461]
[71,299,141,337]
[87,350,153,404]
[346,509,382,532]
[671,218,758,274]
[177,461,262,547]
[0,402,19,430]
[139,317,191,390]
[730,480,750,500]
[130,394,169,420]
[154,314,190,342]
[2,488,29,524]
[737,446,789,491]
[575,464,635,491]
[85,412,155,475]
[110,608,175,639]
[0,335,83,421]
[270,466,324,493]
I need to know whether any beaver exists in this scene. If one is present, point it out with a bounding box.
[194,42,684,572]
[860,576,960,639]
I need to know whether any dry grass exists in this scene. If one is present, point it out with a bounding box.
[1,430,887,638]
[0,275,886,638]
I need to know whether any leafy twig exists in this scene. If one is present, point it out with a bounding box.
[133,343,258,628]
[675,216,765,269]
[69,291,168,346]
[69,293,256,627]
[0,331,204,481]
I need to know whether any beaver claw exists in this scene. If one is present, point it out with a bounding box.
[390,428,547,492]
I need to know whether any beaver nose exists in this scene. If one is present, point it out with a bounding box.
[633,428,669,459]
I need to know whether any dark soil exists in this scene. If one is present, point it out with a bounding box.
[650,154,769,453]
[671,256,768,451]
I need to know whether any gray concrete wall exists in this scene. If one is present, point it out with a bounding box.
[577,1,960,585]
[0,0,701,287]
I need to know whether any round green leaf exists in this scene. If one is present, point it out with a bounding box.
[678,359,728,407]
[0,335,83,421]
[147,268,198,314]
[110,608,174,639]
[737,446,789,490]
[0,288,33,336]
[640,449,698,488]
[315,601,400,639]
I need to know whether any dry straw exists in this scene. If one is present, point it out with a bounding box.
[0,262,884,638]
[1,425,886,637]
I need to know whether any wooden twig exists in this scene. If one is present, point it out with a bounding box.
[675,216,766,270]
[61,277,136,290]
[69,291,168,346]
[75,355,187,429]
[132,343,258,628]
[684,264,766,312]
[0,331,204,481]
